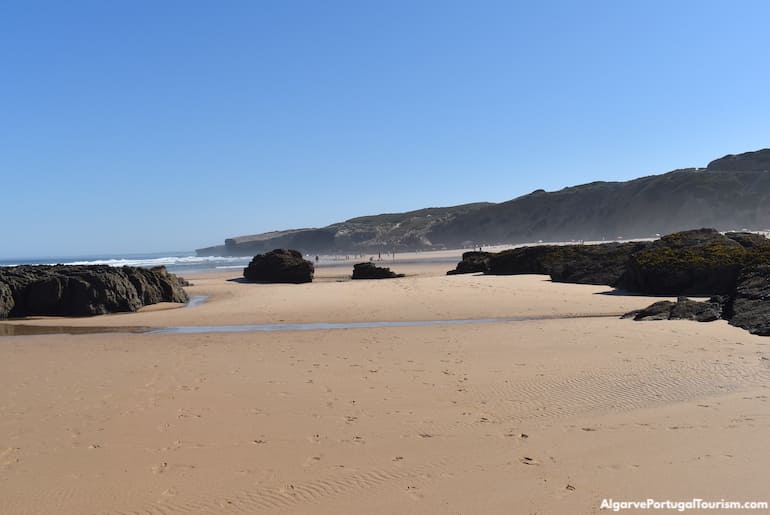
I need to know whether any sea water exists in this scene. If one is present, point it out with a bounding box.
[0,251,462,275]
[0,252,252,275]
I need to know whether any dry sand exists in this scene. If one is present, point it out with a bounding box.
[1,262,768,514]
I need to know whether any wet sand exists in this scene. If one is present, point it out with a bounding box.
[1,262,768,514]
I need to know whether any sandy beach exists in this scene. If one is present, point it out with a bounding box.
[1,262,768,514]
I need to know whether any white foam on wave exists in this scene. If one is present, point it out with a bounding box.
[58,255,250,268]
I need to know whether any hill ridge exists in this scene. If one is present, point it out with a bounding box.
[196,148,770,256]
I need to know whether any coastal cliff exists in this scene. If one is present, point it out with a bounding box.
[197,149,770,256]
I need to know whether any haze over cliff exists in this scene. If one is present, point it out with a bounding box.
[197,149,770,256]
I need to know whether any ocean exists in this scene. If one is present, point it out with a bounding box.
[0,252,252,276]
[0,249,465,277]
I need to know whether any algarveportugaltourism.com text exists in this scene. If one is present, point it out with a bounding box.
[601,498,769,511]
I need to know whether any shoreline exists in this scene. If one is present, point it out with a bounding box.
[0,239,656,275]
[0,265,675,329]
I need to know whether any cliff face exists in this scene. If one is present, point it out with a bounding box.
[199,204,494,256]
[197,149,770,256]
[427,167,770,247]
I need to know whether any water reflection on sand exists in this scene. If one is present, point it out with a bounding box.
[0,313,617,337]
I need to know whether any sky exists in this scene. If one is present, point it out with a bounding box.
[2,0,769,258]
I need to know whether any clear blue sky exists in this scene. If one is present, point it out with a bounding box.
[2,0,769,257]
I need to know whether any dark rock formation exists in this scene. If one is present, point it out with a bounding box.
[0,282,14,319]
[446,251,492,275]
[351,262,405,280]
[617,231,770,334]
[486,246,554,276]
[128,266,191,305]
[446,227,769,336]
[174,274,192,287]
[243,249,314,284]
[548,242,650,285]
[724,231,769,249]
[728,266,770,336]
[623,296,722,322]
[484,242,649,285]
[615,229,763,295]
[0,265,189,318]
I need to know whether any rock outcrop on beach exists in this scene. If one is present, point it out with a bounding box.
[615,229,770,295]
[351,262,405,280]
[484,242,650,285]
[623,297,723,322]
[242,249,314,284]
[728,266,770,336]
[446,251,493,275]
[548,242,652,285]
[447,228,770,336]
[197,148,770,256]
[128,266,191,305]
[486,246,553,275]
[0,265,189,319]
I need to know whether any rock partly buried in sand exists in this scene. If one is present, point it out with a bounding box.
[728,265,770,336]
[623,296,723,322]
[615,228,770,295]
[243,249,314,284]
[446,251,492,275]
[484,242,649,285]
[0,265,189,318]
[351,262,405,280]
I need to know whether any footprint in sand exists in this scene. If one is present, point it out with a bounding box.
[0,447,21,469]
[302,455,323,467]
[406,485,424,500]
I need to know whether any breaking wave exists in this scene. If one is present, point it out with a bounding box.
[61,255,249,268]
[1,255,251,273]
